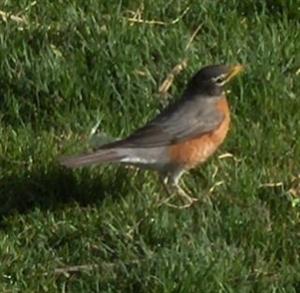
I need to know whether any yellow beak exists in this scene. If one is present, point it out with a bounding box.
[225,64,245,83]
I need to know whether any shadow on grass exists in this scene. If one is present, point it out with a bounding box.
[0,164,133,220]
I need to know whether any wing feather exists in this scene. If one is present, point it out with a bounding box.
[101,94,224,149]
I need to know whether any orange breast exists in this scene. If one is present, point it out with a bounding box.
[169,98,230,169]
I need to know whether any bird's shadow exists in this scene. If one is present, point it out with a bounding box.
[0,164,133,220]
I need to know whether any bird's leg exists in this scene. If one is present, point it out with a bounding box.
[158,169,199,208]
[158,175,177,205]
[170,171,199,206]
[173,183,195,204]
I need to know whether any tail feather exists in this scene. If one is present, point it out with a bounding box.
[59,149,124,168]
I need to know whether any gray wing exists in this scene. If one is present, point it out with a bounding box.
[102,95,224,149]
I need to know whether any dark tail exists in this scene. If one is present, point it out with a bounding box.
[59,149,124,169]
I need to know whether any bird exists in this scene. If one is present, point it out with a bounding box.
[59,64,244,208]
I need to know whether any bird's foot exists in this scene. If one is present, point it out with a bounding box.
[158,181,199,209]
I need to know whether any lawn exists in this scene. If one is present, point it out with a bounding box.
[0,0,300,291]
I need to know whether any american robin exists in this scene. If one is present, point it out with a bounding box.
[60,64,244,207]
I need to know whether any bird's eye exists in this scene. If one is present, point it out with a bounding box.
[214,77,224,83]
[212,74,226,85]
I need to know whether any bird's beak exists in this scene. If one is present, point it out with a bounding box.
[225,64,245,83]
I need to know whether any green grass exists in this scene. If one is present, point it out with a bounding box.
[0,0,300,291]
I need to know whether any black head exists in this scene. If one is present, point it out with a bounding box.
[185,64,244,96]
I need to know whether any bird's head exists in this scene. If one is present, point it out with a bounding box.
[186,64,244,96]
